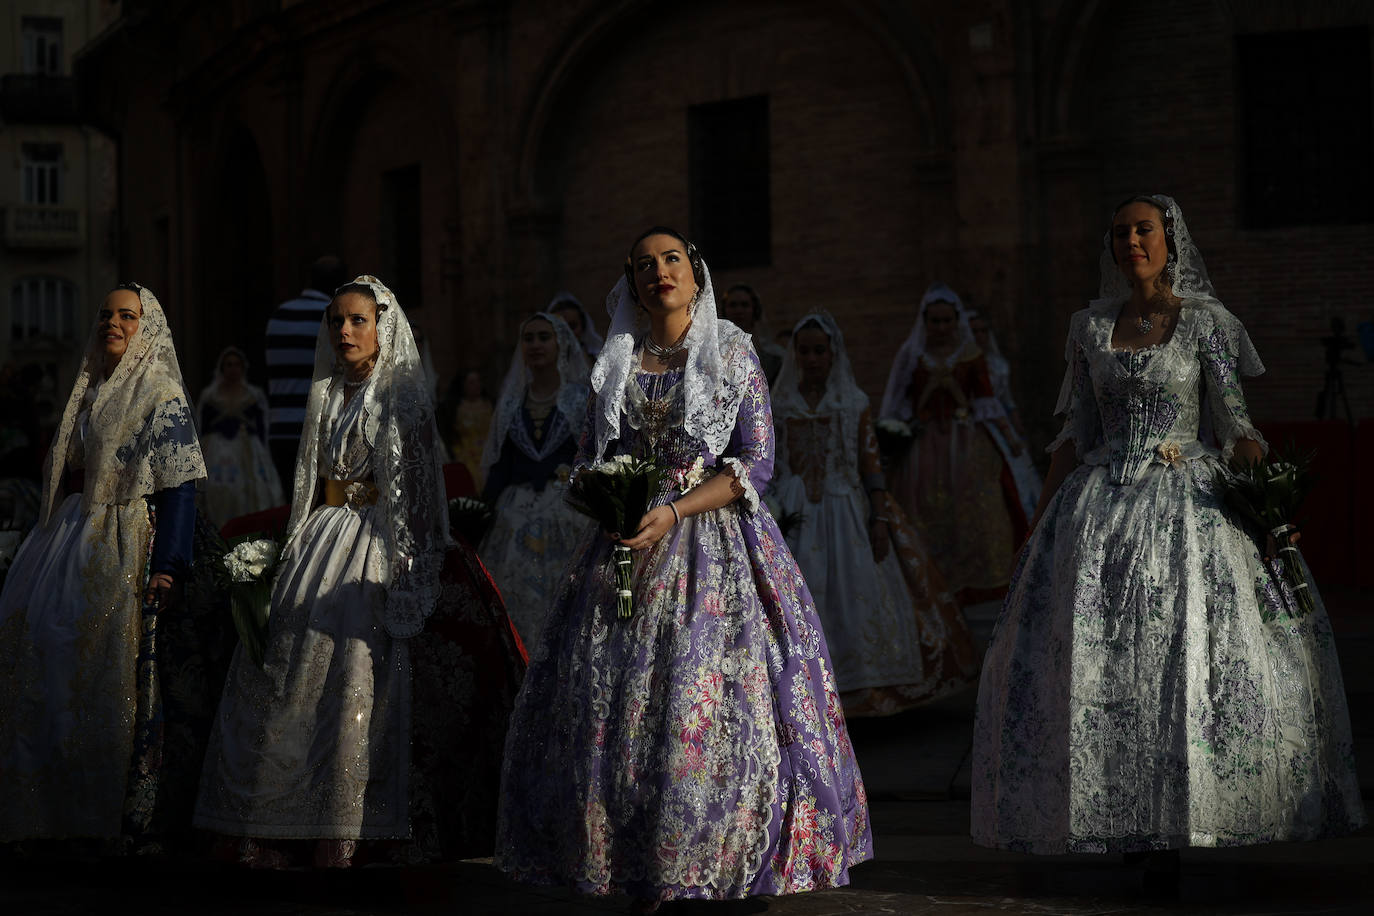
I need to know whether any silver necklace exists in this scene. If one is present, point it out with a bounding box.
[643,328,689,359]
[1136,314,1154,334]
[525,385,557,406]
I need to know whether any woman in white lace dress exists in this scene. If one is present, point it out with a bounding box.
[0,283,206,842]
[771,311,978,716]
[479,312,591,642]
[196,276,525,866]
[197,347,284,525]
[971,195,1365,858]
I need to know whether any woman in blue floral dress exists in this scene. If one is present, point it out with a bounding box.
[496,228,872,910]
[972,195,1365,856]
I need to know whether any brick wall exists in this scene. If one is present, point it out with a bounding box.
[77,0,1374,434]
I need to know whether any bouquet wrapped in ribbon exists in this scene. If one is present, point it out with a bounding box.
[216,535,282,667]
[448,496,495,547]
[1214,449,1317,617]
[875,418,920,462]
[567,455,667,619]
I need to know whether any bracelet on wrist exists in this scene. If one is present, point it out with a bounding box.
[668,501,681,525]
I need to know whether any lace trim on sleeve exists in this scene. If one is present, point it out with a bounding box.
[720,457,761,514]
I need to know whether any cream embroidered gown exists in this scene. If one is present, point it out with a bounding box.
[196,379,525,858]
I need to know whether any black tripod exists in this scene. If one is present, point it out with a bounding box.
[1315,317,1357,424]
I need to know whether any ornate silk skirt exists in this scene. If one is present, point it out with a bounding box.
[496,501,872,899]
[972,459,1365,852]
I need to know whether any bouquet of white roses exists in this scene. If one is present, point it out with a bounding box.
[567,454,667,619]
[218,535,282,667]
[1213,447,1316,618]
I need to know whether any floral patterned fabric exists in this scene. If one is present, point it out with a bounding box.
[496,353,872,900]
[480,397,593,645]
[971,300,1365,853]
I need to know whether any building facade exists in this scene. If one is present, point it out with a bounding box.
[2,0,120,426]
[72,0,1374,442]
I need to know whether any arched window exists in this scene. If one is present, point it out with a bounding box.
[10,276,77,343]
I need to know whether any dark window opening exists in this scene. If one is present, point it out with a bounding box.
[21,16,63,76]
[1237,27,1373,228]
[381,164,422,308]
[689,96,770,270]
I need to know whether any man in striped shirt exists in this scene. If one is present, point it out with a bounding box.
[265,255,346,485]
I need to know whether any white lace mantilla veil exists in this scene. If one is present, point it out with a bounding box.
[591,257,754,463]
[771,310,870,475]
[1057,193,1266,417]
[40,283,206,525]
[878,281,976,422]
[548,292,605,357]
[480,310,591,478]
[288,275,450,638]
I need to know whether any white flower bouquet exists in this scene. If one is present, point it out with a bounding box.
[875,417,920,460]
[217,536,282,667]
[567,454,667,619]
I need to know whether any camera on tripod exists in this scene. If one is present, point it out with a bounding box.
[1316,317,1364,423]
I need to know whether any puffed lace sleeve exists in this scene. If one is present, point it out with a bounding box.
[1047,310,1101,459]
[720,348,773,513]
[1194,302,1268,462]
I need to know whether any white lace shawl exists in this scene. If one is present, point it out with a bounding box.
[879,281,978,421]
[480,311,590,477]
[41,284,206,525]
[287,275,450,638]
[1088,193,1264,378]
[1052,194,1266,455]
[772,311,869,477]
[591,259,755,462]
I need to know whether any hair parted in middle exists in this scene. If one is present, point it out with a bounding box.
[624,225,706,302]
[1107,193,1178,289]
[332,281,390,313]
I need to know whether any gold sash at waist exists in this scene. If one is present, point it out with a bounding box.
[322,478,379,508]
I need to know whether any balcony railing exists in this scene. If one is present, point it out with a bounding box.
[0,74,80,123]
[2,206,84,250]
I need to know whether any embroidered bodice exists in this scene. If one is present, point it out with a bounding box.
[575,353,774,513]
[320,382,374,481]
[1052,301,1265,486]
[904,348,1005,430]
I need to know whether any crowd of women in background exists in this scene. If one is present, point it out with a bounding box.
[0,194,1362,911]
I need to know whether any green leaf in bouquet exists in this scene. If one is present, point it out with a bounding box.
[230,579,271,669]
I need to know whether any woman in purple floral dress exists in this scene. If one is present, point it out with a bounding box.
[496,228,872,910]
